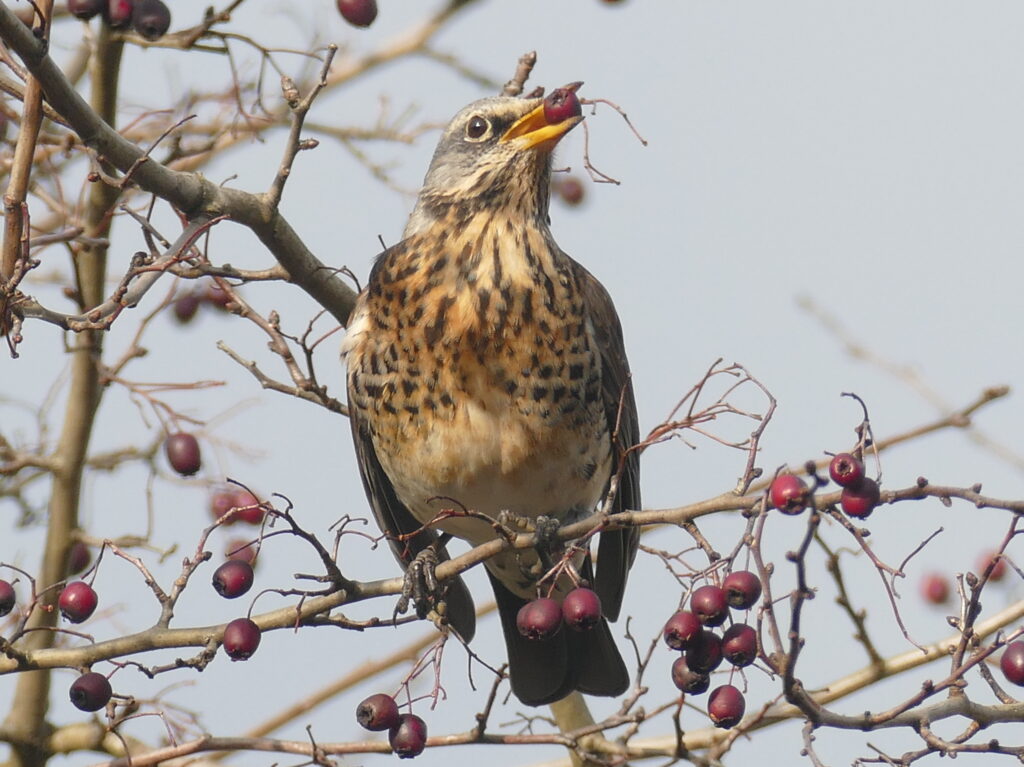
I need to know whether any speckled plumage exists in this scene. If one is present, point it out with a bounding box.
[342,92,640,706]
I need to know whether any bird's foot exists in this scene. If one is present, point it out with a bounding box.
[396,544,446,624]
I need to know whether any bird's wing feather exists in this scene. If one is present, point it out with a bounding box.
[573,261,641,623]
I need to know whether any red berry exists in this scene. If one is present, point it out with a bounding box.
[225,538,258,566]
[516,598,562,640]
[336,0,378,27]
[663,610,702,650]
[232,489,264,525]
[69,672,112,711]
[212,560,254,599]
[670,656,709,694]
[840,477,881,519]
[977,551,1008,582]
[67,541,91,576]
[921,573,950,605]
[204,281,232,311]
[222,617,260,660]
[1001,641,1024,686]
[708,684,745,728]
[685,629,723,674]
[556,177,585,207]
[690,585,728,627]
[829,453,865,488]
[562,587,601,631]
[68,0,105,19]
[770,474,809,514]
[0,580,15,617]
[104,0,133,27]
[58,581,98,623]
[722,570,762,610]
[543,83,583,125]
[172,291,200,324]
[357,693,400,731]
[722,623,758,667]
[164,432,201,476]
[389,713,427,759]
[131,0,170,39]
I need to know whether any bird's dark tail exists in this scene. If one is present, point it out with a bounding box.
[486,570,629,707]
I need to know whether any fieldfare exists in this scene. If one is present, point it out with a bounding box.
[342,85,640,707]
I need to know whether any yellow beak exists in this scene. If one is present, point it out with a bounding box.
[501,84,584,150]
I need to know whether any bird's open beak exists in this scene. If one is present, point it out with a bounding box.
[501,82,584,150]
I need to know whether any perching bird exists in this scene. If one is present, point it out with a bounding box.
[342,84,640,706]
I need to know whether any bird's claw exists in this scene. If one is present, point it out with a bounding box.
[396,546,442,622]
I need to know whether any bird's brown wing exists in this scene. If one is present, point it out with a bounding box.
[347,398,477,642]
[574,261,641,623]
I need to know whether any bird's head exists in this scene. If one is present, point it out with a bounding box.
[404,84,583,237]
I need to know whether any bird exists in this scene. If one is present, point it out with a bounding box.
[341,84,640,707]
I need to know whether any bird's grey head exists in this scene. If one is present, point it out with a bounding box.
[404,93,583,237]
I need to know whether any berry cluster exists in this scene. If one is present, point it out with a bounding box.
[663,572,762,728]
[515,586,603,640]
[768,452,881,519]
[172,280,234,325]
[356,694,428,758]
[68,0,171,40]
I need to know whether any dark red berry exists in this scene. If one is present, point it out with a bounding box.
[840,477,881,519]
[670,656,709,694]
[67,541,91,576]
[556,177,585,206]
[225,538,258,566]
[165,432,201,476]
[690,585,728,627]
[204,281,232,311]
[212,560,254,599]
[232,488,264,525]
[389,713,427,759]
[685,629,723,674]
[0,580,15,617]
[131,0,170,39]
[68,0,105,19]
[172,291,201,324]
[543,82,583,125]
[921,573,950,605]
[357,693,400,731]
[663,610,702,650]
[222,617,260,660]
[58,581,98,623]
[562,587,601,631]
[977,551,1008,582]
[708,684,745,728]
[516,597,562,640]
[69,672,112,712]
[722,623,758,667]
[1001,641,1024,686]
[210,487,238,524]
[104,0,134,27]
[770,474,809,514]
[829,453,864,488]
[722,570,761,610]
[336,0,378,27]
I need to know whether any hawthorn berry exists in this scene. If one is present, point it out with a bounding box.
[67,541,91,576]
[977,551,1008,582]
[722,570,762,610]
[840,477,881,519]
[722,623,758,667]
[829,453,864,488]
[1001,641,1024,686]
[212,560,254,599]
[164,432,201,476]
[232,489,264,525]
[222,617,260,660]
[204,281,232,311]
[356,693,400,731]
[104,0,133,27]
[690,585,728,627]
[685,629,723,674]
[556,177,585,206]
[131,0,170,39]
[69,672,112,712]
[770,474,809,514]
[0,580,15,617]
[670,656,710,695]
[337,0,377,27]
[58,581,98,623]
[663,610,702,650]
[172,292,200,324]
[225,538,258,566]
[708,684,745,728]
[389,713,427,758]
[543,83,583,124]
[68,0,105,19]
[562,587,601,631]
[921,573,950,605]
[516,598,562,640]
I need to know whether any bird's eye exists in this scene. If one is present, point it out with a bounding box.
[465,115,490,140]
